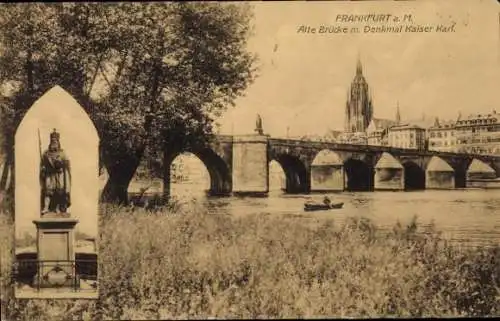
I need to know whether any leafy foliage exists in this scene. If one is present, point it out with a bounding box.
[2,207,500,319]
[0,3,256,201]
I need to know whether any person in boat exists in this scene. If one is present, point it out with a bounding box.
[323,195,331,205]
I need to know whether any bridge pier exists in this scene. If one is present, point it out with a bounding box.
[374,153,404,191]
[232,134,269,196]
[310,150,344,192]
[425,156,455,189]
[311,165,344,192]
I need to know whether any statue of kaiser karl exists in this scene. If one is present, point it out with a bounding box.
[39,128,71,214]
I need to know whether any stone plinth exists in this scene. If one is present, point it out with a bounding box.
[32,214,79,288]
[232,135,269,196]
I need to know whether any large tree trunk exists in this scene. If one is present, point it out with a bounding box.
[0,150,12,191]
[0,149,15,215]
[100,150,143,205]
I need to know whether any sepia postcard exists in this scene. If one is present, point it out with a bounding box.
[0,0,499,319]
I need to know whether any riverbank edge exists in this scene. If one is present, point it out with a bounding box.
[1,203,499,319]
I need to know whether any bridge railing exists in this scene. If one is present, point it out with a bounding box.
[214,135,500,161]
[13,259,97,291]
[266,138,500,160]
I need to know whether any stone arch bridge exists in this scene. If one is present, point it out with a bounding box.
[162,134,500,196]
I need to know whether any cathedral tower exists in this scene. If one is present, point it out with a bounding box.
[344,58,373,133]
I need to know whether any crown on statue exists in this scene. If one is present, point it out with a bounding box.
[50,128,60,140]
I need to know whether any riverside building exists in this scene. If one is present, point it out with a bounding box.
[387,123,427,150]
[427,118,458,153]
[455,111,500,155]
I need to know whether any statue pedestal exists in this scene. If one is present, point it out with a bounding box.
[32,213,80,289]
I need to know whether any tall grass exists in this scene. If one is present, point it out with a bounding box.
[1,202,499,320]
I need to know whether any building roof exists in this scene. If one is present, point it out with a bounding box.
[457,111,499,126]
[367,118,398,132]
[375,152,403,169]
[312,150,343,166]
[429,119,456,130]
[389,123,425,131]
[465,111,498,120]
[426,156,454,172]
[467,159,496,174]
[406,118,438,129]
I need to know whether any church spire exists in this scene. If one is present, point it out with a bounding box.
[395,101,401,124]
[345,53,371,133]
[356,56,363,76]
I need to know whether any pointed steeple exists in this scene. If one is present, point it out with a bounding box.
[434,117,440,127]
[346,52,371,133]
[356,55,363,76]
[395,101,401,124]
[457,110,462,121]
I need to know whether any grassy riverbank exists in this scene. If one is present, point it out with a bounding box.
[1,202,499,319]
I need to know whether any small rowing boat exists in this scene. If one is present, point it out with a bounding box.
[304,201,344,212]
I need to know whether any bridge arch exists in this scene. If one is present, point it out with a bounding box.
[402,161,426,190]
[344,158,374,191]
[169,148,231,197]
[271,154,309,193]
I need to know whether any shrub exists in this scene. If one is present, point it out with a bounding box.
[1,204,499,319]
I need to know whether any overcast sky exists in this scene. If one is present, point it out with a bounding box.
[217,0,499,137]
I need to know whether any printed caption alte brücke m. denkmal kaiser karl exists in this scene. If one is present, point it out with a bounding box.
[298,23,455,34]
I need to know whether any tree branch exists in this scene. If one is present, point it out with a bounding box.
[98,63,113,92]
[108,50,129,98]
[85,52,106,99]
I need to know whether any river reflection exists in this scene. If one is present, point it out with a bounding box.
[173,184,500,248]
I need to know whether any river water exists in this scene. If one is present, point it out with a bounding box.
[172,184,500,248]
